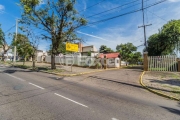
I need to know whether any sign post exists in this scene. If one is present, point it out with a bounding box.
[66,42,79,72]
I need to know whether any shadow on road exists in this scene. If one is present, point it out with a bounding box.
[89,76,143,89]
[2,69,33,74]
[160,106,180,115]
[48,77,64,81]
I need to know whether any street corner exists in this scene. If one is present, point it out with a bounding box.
[140,71,180,101]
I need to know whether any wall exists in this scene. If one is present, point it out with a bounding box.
[82,46,93,52]
[91,53,98,57]
[43,55,120,68]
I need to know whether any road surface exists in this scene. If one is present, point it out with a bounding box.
[0,65,179,120]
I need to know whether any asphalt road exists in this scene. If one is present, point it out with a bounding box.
[0,65,179,120]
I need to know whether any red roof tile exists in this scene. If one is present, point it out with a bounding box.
[98,53,120,58]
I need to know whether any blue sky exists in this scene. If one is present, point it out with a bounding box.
[0,0,180,53]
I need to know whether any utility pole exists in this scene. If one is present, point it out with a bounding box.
[13,19,18,63]
[138,0,152,51]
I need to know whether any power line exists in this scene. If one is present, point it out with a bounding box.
[89,0,167,24]
[78,0,167,30]
[4,25,16,34]
[79,0,107,13]
[136,44,144,47]
[147,10,167,22]
[85,0,141,18]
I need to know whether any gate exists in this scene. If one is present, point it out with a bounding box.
[148,55,178,72]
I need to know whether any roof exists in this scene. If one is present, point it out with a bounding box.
[82,45,94,48]
[98,53,120,58]
[36,50,43,52]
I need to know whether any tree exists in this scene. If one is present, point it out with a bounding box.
[87,51,91,56]
[12,33,33,65]
[147,20,180,56]
[0,24,11,61]
[19,0,87,69]
[116,43,137,65]
[49,42,66,55]
[99,45,114,53]
[130,52,142,65]
[24,27,40,69]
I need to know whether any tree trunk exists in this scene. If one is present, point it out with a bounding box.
[2,53,5,62]
[23,60,25,65]
[32,55,36,69]
[51,54,56,69]
[126,61,128,66]
[23,56,26,65]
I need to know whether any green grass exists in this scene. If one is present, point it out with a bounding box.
[149,68,168,71]
[0,61,13,65]
[47,69,64,73]
[171,74,179,79]
[14,65,31,69]
[163,85,180,93]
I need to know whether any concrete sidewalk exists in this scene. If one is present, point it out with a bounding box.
[13,62,119,76]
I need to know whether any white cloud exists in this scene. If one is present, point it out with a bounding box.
[81,25,144,52]
[0,4,5,13]
[77,31,117,43]
[38,43,50,51]
[168,0,180,2]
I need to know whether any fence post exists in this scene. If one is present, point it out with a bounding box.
[178,58,180,72]
[104,55,107,69]
[119,58,121,68]
[143,52,148,71]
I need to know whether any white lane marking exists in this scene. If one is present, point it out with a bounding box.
[29,82,45,90]
[6,73,25,81]
[54,93,88,108]
[112,118,119,120]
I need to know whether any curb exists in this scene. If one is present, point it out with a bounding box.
[139,71,180,101]
[39,68,120,77]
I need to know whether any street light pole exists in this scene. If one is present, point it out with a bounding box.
[13,19,18,63]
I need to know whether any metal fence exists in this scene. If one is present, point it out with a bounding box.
[148,55,178,72]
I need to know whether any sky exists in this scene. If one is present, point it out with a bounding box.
[0,0,180,53]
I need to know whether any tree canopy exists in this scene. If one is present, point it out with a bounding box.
[99,45,114,53]
[0,24,11,61]
[116,43,137,61]
[19,0,87,69]
[0,24,5,46]
[147,20,180,56]
[12,33,33,62]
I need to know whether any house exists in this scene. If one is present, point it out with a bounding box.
[98,52,120,58]
[36,50,48,62]
[36,50,48,58]
[0,45,13,61]
[97,52,120,68]
[77,43,98,57]
[0,47,3,59]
